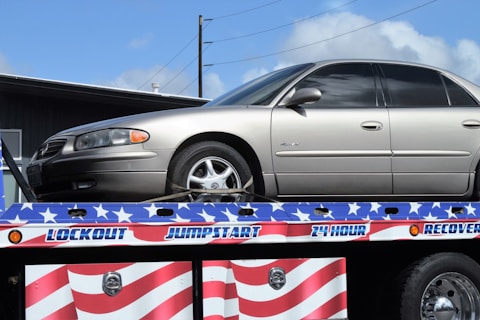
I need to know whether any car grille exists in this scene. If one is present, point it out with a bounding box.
[35,139,66,160]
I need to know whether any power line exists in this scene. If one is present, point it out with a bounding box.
[206,0,438,66]
[207,0,358,43]
[178,64,213,95]
[137,31,201,90]
[159,43,208,90]
[139,1,281,92]
[160,43,213,93]
[210,0,283,20]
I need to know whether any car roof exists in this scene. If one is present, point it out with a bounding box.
[312,58,443,70]
[310,58,480,97]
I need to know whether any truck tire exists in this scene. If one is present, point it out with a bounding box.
[168,141,254,202]
[397,252,480,320]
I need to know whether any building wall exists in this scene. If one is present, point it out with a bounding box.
[0,75,208,205]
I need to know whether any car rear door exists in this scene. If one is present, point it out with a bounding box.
[380,63,480,196]
[271,62,392,197]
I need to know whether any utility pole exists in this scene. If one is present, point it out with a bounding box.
[198,15,212,98]
[198,15,203,98]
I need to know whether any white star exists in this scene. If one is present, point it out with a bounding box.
[445,206,458,219]
[172,214,190,222]
[370,202,381,214]
[8,215,28,224]
[409,202,422,214]
[144,203,158,218]
[112,207,132,222]
[94,204,109,220]
[222,208,238,222]
[432,202,441,208]
[21,203,33,211]
[292,209,310,221]
[423,212,438,220]
[178,203,190,210]
[198,209,216,222]
[466,203,476,216]
[348,202,360,215]
[270,202,285,212]
[40,208,57,223]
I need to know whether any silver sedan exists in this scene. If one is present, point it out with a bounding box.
[26,59,480,202]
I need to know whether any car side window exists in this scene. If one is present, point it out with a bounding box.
[442,75,478,105]
[380,64,449,106]
[293,63,377,107]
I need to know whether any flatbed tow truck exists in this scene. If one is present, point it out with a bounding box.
[1,137,480,320]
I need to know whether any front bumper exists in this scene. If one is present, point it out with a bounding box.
[30,170,168,202]
[27,145,173,202]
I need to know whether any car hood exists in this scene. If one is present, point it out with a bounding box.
[54,105,254,137]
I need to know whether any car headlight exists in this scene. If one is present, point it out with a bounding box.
[74,129,149,150]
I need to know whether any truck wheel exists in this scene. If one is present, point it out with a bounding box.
[397,252,480,320]
[168,141,254,202]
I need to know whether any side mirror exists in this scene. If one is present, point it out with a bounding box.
[279,87,322,107]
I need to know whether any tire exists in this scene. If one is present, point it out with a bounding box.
[396,252,480,320]
[167,141,254,202]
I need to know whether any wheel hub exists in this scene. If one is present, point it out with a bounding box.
[421,272,480,320]
[186,156,243,202]
[425,296,456,320]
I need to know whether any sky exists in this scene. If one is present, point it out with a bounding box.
[1,0,479,100]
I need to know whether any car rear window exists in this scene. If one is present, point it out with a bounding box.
[380,64,449,106]
[442,76,478,105]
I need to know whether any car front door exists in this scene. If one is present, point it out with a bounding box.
[271,63,392,197]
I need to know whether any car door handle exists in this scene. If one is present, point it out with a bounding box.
[361,121,383,131]
[462,120,480,128]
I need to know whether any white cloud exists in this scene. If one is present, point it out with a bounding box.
[106,64,197,96]
[110,11,480,98]
[273,12,480,84]
[128,32,154,49]
[0,53,15,74]
[203,72,225,99]
[107,66,229,100]
[452,39,480,83]
[242,67,269,83]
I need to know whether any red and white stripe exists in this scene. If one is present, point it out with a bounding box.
[203,258,347,320]
[26,262,193,319]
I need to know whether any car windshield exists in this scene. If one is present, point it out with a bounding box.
[203,63,314,107]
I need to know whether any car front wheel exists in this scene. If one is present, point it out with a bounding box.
[167,141,254,202]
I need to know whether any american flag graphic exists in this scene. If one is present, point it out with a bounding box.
[25,257,346,320]
[1,201,480,248]
[25,262,193,320]
[203,258,347,320]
